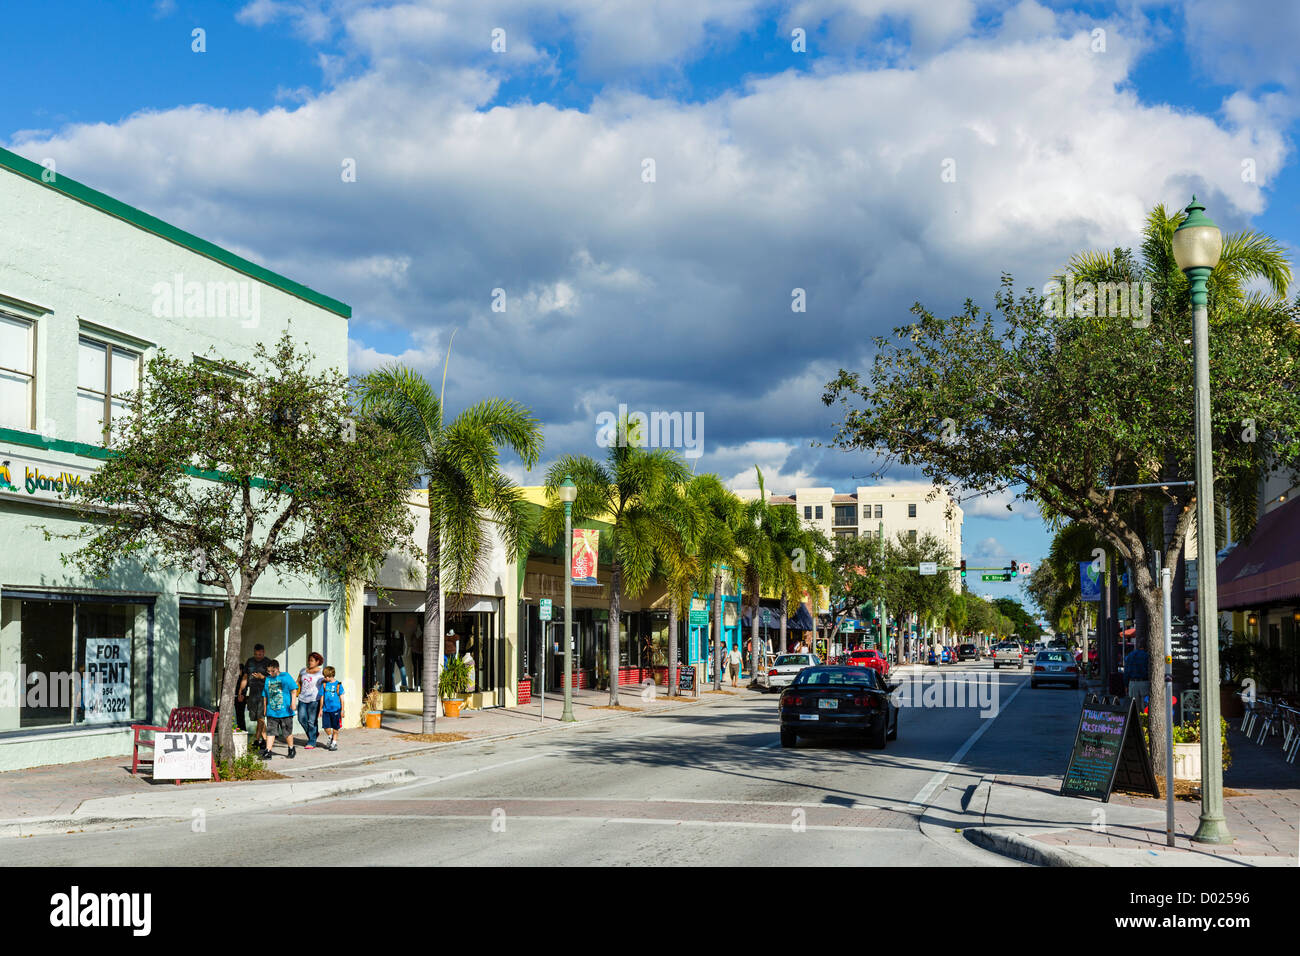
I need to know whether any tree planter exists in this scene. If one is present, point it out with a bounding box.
[1173,743,1201,781]
[227,732,250,760]
[363,711,383,729]
[442,699,463,718]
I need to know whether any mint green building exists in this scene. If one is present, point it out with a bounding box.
[0,147,352,771]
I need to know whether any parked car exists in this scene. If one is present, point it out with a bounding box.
[762,653,820,691]
[845,648,890,677]
[1030,650,1080,689]
[779,665,899,748]
[957,643,978,661]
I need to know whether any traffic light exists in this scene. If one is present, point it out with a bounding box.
[959,559,967,579]
[1008,558,1018,578]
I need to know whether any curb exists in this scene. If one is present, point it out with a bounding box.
[276,687,750,775]
[0,768,415,840]
[964,827,1102,867]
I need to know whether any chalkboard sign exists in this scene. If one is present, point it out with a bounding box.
[1060,695,1158,802]
[678,668,696,693]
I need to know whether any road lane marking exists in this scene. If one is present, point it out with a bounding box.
[906,673,1029,811]
[355,751,560,798]
[261,812,904,833]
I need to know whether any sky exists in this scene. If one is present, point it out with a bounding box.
[5,0,1298,615]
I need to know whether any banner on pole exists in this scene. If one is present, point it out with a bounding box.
[1080,561,1102,602]
[571,528,599,586]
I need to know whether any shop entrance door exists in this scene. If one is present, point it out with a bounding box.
[178,606,216,710]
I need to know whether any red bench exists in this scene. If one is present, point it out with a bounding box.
[130,707,221,783]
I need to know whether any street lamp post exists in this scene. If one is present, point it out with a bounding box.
[1171,195,1230,844]
[558,476,578,723]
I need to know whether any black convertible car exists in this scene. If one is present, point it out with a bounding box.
[778,665,899,748]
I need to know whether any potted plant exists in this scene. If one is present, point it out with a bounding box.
[1171,717,1232,781]
[361,684,383,729]
[440,655,472,717]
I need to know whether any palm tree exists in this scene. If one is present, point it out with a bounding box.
[687,474,747,690]
[538,418,689,705]
[650,474,706,697]
[358,365,543,733]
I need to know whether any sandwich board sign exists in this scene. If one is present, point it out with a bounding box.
[1060,695,1158,802]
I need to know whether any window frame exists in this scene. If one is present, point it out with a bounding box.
[0,311,36,431]
[908,503,918,518]
[77,334,142,446]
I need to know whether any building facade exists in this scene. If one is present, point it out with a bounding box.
[0,146,351,770]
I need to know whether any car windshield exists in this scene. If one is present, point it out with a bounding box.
[1037,651,1071,662]
[793,667,880,689]
[774,655,810,666]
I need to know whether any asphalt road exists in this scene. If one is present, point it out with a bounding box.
[8,660,1089,865]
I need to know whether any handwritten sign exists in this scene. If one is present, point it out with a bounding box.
[1060,695,1158,802]
[677,668,696,693]
[153,732,214,780]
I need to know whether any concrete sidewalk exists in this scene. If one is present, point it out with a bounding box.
[965,725,1300,866]
[0,683,751,838]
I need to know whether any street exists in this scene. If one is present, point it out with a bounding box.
[6,662,1082,865]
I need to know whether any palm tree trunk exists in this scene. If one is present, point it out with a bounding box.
[713,571,723,691]
[668,593,679,697]
[423,517,441,733]
[749,574,761,688]
[609,560,622,706]
[779,588,788,654]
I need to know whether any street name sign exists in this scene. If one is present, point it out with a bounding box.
[539,599,552,621]
[981,573,1010,582]
[1060,695,1158,802]
[918,561,938,576]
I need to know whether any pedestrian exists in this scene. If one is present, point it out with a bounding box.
[1124,639,1151,704]
[297,652,326,749]
[319,665,344,751]
[728,643,741,688]
[232,659,248,732]
[239,644,270,748]
[410,622,424,692]
[260,659,299,760]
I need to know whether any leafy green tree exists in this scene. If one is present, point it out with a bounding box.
[823,207,1300,768]
[539,418,689,704]
[880,531,954,657]
[358,365,543,732]
[64,335,418,756]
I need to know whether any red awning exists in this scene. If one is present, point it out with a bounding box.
[1217,495,1300,609]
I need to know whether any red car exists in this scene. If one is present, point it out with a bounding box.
[844,648,890,677]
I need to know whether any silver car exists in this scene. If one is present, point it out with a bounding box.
[762,653,820,691]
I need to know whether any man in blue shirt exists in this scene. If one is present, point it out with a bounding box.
[261,660,299,759]
[1124,641,1151,704]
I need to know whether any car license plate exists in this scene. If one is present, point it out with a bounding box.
[818,699,838,709]
[799,714,819,721]
[1049,665,1061,672]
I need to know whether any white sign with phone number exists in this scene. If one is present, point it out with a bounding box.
[83,638,131,723]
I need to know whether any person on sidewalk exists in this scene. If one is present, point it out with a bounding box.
[1124,639,1151,706]
[297,652,326,749]
[319,666,344,751]
[239,644,271,748]
[728,644,742,688]
[410,622,424,692]
[387,629,409,692]
[261,660,299,760]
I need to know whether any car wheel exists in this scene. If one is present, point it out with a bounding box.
[780,728,797,748]
[870,713,888,749]
[887,711,898,740]
[1030,681,1038,689]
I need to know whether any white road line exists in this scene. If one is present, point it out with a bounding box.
[356,751,559,798]
[367,796,887,810]
[265,812,902,832]
[906,674,1028,811]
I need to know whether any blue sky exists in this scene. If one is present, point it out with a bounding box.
[6,0,1298,617]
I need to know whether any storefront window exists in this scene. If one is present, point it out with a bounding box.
[446,609,497,694]
[0,596,148,732]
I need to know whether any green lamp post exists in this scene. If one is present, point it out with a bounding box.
[558,476,578,722]
[1171,195,1231,845]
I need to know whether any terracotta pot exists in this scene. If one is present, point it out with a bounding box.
[443,699,463,718]
[363,711,382,729]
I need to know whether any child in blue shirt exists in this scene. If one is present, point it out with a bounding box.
[319,666,345,752]
[261,660,299,759]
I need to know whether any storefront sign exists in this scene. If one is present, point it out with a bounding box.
[153,732,214,780]
[83,638,131,723]
[0,450,94,502]
[571,529,599,585]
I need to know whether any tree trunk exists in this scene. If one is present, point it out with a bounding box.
[668,594,679,697]
[1133,560,1169,775]
[216,596,249,758]
[609,560,622,706]
[713,571,723,691]
[749,573,761,687]
[423,516,441,733]
[779,589,788,653]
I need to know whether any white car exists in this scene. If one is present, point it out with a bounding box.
[762,653,821,690]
